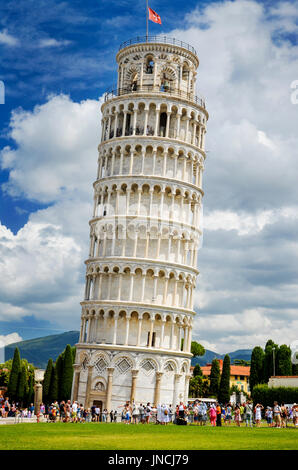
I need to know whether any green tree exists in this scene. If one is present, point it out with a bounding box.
[250,346,265,391]
[17,364,27,405]
[60,344,74,401]
[263,340,279,382]
[26,369,35,406]
[233,359,251,366]
[193,364,203,377]
[49,364,58,403]
[7,347,21,401]
[209,359,221,397]
[292,363,298,376]
[276,345,292,376]
[43,358,53,404]
[218,354,230,404]
[189,375,202,398]
[191,342,205,358]
[55,353,64,401]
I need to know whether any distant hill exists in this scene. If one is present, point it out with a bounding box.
[191,348,252,366]
[5,331,79,368]
[5,330,252,369]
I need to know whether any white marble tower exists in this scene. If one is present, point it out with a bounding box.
[72,36,208,411]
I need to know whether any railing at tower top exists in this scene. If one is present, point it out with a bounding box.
[104,85,206,109]
[119,36,198,57]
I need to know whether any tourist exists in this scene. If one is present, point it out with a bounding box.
[168,404,173,422]
[145,403,152,424]
[209,405,216,426]
[216,403,222,427]
[59,401,65,422]
[240,403,245,422]
[193,403,199,425]
[255,403,263,427]
[178,402,185,419]
[95,405,100,422]
[131,401,138,424]
[156,404,162,424]
[234,405,241,427]
[109,409,114,423]
[138,403,145,423]
[225,403,232,425]
[280,403,287,428]
[4,398,10,418]
[265,407,273,427]
[273,401,282,428]
[162,404,170,425]
[91,404,96,422]
[198,401,208,426]
[245,401,253,427]
[102,408,108,422]
[71,401,78,423]
[292,404,298,426]
[83,408,87,422]
[125,403,131,424]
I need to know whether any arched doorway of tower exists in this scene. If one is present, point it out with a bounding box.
[90,380,107,418]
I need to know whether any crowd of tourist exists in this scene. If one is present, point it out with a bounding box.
[1,395,298,428]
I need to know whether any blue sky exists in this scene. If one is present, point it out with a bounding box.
[0,0,298,352]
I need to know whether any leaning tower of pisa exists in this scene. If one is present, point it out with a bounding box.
[72,36,208,411]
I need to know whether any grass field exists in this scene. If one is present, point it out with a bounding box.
[0,422,297,450]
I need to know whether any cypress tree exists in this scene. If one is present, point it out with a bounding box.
[60,344,74,401]
[7,347,21,401]
[17,364,27,406]
[209,359,221,397]
[55,353,64,401]
[193,363,203,377]
[276,345,292,376]
[218,355,231,404]
[43,359,53,404]
[250,346,265,391]
[49,364,58,403]
[26,371,35,406]
[263,340,278,382]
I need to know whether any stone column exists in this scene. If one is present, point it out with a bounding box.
[34,382,43,415]
[130,370,139,402]
[154,372,163,406]
[141,274,146,302]
[184,374,191,403]
[170,321,175,350]
[72,364,81,402]
[132,109,138,136]
[143,109,149,135]
[85,365,94,408]
[154,109,160,136]
[173,373,181,407]
[137,317,142,346]
[163,276,169,304]
[122,111,127,137]
[119,149,124,174]
[113,315,118,344]
[152,149,157,174]
[160,320,166,348]
[124,315,130,345]
[106,367,114,412]
[165,112,171,138]
[129,150,134,174]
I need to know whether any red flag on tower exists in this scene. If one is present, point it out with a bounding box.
[148,7,162,24]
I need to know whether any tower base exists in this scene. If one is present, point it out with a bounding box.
[72,344,191,411]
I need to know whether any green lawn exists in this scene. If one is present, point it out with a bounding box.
[0,422,297,450]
